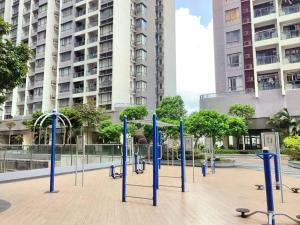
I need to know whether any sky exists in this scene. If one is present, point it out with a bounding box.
[175,0,215,112]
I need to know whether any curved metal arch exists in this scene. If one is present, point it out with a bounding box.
[57,112,72,128]
[33,113,51,129]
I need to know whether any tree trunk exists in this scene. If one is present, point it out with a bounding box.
[8,132,11,145]
[242,135,246,151]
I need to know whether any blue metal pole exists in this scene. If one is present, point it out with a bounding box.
[201,161,206,177]
[50,111,57,193]
[180,120,185,192]
[273,154,280,190]
[134,153,138,172]
[122,116,127,202]
[262,150,275,225]
[153,114,158,206]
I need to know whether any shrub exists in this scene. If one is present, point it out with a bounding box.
[283,136,300,161]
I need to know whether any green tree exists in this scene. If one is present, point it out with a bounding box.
[229,104,255,150]
[186,110,229,147]
[6,120,16,145]
[226,117,247,137]
[283,136,300,161]
[119,105,148,121]
[0,17,31,104]
[97,120,122,143]
[76,104,109,144]
[268,108,300,137]
[15,135,23,145]
[156,96,187,120]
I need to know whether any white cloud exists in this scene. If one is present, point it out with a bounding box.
[176,8,215,113]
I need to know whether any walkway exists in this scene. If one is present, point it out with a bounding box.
[0,166,299,225]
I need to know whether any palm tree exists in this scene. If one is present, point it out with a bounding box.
[267,108,300,136]
[6,120,16,145]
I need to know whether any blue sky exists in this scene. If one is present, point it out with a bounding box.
[176,0,212,26]
[175,0,215,112]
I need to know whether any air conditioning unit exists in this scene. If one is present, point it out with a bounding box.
[245,64,253,70]
[52,66,57,71]
[244,53,251,59]
[50,95,56,100]
[244,41,251,47]
[243,18,250,24]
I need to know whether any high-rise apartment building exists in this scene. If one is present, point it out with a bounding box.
[201,0,300,148]
[0,0,176,120]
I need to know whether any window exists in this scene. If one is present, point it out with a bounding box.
[61,22,72,32]
[228,76,243,91]
[100,41,112,52]
[59,83,70,93]
[227,53,241,67]
[136,34,147,45]
[59,67,71,77]
[100,58,112,68]
[287,71,300,88]
[36,59,44,68]
[37,31,46,40]
[60,36,72,47]
[136,49,147,60]
[38,17,47,26]
[257,73,280,90]
[226,30,240,43]
[136,65,147,76]
[34,87,43,96]
[60,52,71,62]
[36,44,45,54]
[62,7,72,17]
[225,8,240,22]
[100,24,113,36]
[38,4,47,13]
[136,18,147,29]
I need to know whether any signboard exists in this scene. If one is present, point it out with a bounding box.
[184,136,193,152]
[261,132,280,154]
[76,135,84,153]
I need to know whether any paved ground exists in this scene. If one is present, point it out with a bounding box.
[0,166,300,225]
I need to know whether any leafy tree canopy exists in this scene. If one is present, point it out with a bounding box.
[156,96,187,121]
[226,116,247,137]
[76,104,109,128]
[228,104,255,122]
[186,110,229,140]
[23,111,51,130]
[0,17,31,104]
[97,120,122,143]
[59,107,82,129]
[119,105,148,121]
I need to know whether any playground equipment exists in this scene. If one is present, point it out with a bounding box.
[236,150,300,225]
[122,114,185,206]
[33,110,72,193]
[110,165,122,179]
[74,135,85,186]
[201,137,216,177]
[133,152,146,174]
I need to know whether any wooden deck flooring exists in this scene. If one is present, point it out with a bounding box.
[0,166,299,225]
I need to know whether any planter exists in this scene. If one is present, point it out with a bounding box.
[288,161,300,169]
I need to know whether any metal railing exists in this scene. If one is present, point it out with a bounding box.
[256,55,279,65]
[284,54,300,64]
[281,4,300,15]
[254,6,275,17]
[255,28,277,41]
[0,144,146,173]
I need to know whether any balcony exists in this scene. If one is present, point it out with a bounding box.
[256,55,278,65]
[74,55,85,62]
[282,29,300,40]
[88,21,98,28]
[74,41,85,47]
[258,74,280,91]
[285,54,300,64]
[86,85,97,92]
[87,68,97,75]
[87,53,97,60]
[75,25,85,32]
[99,80,112,87]
[74,71,84,78]
[73,87,84,94]
[254,6,275,18]
[76,10,86,17]
[255,28,277,41]
[88,36,98,44]
[281,4,300,16]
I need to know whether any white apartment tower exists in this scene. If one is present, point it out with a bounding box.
[0,0,176,120]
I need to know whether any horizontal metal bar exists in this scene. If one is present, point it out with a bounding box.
[127,184,152,188]
[159,184,181,188]
[126,195,152,200]
[160,175,181,179]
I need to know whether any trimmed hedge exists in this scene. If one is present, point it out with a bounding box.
[283,136,300,161]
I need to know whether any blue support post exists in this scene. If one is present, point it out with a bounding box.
[180,120,185,192]
[260,150,275,225]
[50,111,57,193]
[152,114,158,206]
[201,161,206,177]
[134,153,138,172]
[273,154,280,190]
[122,116,127,202]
